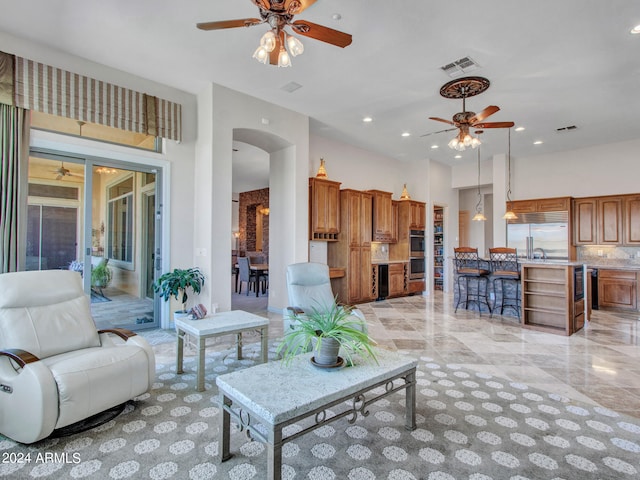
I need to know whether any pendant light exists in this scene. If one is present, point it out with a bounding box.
[502,128,518,220]
[472,143,487,222]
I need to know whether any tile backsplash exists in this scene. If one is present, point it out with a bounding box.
[577,246,640,266]
[371,243,389,263]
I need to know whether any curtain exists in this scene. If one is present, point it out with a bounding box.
[0,103,29,273]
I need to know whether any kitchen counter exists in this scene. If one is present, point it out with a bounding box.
[371,260,408,265]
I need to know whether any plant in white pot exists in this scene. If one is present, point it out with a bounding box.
[277,301,378,368]
[153,267,205,321]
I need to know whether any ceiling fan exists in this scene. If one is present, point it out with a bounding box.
[423,77,514,150]
[196,0,352,66]
[51,162,80,180]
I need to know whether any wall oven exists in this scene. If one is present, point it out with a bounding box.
[409,257,425,280]
[409,229,425,258]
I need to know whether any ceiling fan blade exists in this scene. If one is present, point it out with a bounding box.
[291,20,352,47]
[284,0,317,14]
[474,121,515,129]
[420,127,457,137]
[469,105,499,124]
[428,117,455,126]
[197,18,262,30]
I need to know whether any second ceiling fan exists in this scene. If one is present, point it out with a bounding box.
[196,0,352,67]
[425,76,514,151]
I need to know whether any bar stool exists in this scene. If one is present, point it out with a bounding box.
[489,247,521,318]
[454,247,492,314]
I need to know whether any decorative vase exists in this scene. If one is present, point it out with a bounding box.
[315,158,328,178]
[313,337,340,366]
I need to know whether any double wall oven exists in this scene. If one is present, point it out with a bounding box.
[409,229,425,280]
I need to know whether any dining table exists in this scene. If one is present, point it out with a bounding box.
[234,263,269,296]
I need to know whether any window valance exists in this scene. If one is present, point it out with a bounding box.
[0,51,182,142]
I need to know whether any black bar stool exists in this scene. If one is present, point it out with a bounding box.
[489,247,521,318]
[454,247,492,314]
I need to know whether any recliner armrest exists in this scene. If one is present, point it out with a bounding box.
[0,349,40,368]
[98,328,137,341]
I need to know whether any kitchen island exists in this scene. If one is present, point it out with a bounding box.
[452,260,588,336]
[520,261,586,335]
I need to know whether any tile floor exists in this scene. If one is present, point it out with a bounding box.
[171,289,640,418]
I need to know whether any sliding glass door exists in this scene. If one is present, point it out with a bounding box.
[27,151,162,330]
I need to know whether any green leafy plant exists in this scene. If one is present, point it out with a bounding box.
[91,259,112,288]
[277,300,378,366]
[153,267,205,313]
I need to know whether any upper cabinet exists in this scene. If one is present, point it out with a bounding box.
[368,190,393,242]
[390,200,399,244]
[624,195,640,245]
[510,197,570,214]
[573,195,623,246]
[408,201,426,230]
[309,177,341,241]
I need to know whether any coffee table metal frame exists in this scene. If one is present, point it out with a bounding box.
[175,310,269,391]
[216,350,417,480]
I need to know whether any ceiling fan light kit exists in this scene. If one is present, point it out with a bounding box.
[197,0,352,67]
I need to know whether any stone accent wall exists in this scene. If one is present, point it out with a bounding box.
[238,188,269,258]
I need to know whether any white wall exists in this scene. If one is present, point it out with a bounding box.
[512,139,640,199]
[195,84,310,314]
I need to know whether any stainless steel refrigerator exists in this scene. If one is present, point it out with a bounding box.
[506,212,569,260]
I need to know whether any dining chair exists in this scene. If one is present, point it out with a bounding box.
[454,247,491,314]
[238,257,258,296]
[489,247,521,318]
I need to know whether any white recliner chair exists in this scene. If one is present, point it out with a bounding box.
[0,270,155,444]
[284,262,367,341]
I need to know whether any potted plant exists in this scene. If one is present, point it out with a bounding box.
[277,301,378,368]
[91,258,112,289]
[153,267,205,320]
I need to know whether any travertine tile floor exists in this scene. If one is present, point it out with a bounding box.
[158,290,640,418]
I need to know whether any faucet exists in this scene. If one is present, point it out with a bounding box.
[533,248,547,260]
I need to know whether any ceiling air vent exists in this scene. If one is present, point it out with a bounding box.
[556,125,578,132]
[440,56,481,78]
[281,81,303,93]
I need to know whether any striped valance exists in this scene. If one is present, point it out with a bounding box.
[0,51,182,142]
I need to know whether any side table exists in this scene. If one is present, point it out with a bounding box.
[175,310,269,391]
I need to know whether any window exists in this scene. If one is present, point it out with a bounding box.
[30,111,161,152]
[107,176,134,264]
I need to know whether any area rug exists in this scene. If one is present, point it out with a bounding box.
[1,342,639,480]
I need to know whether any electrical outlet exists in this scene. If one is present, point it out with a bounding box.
[597,249,603,257]
[196,248,206,257]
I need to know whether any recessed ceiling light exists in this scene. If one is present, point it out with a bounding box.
[362,116,373,123]
[332,13,342,21]
[630,24,640,34]
[515,126,525,132]
[401,132,411,137]
[431,145,439,149]
[454,155,462,159]
[533,140,543,145]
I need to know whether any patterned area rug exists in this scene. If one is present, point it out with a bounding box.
[1,342,639,480]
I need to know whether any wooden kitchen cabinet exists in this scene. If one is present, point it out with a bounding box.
[328,189,374,305]
[573,196,623,245]
[573,198,597,245]
[390,200,399,244]
[598,269,637,310]
[511,197,570,214]
[409,201,426,229]
[309,177,341,241]
[598,196,623,245]
[368,190,393,242]
[388,262,408,297]
[624,195,640,245]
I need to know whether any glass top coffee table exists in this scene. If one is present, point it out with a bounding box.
[175,310,269,391]
[216,349,417,480]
